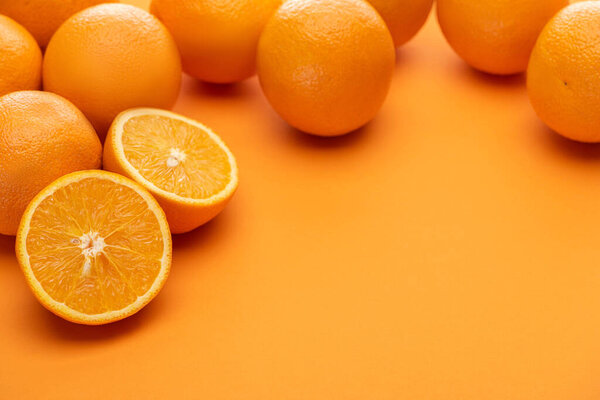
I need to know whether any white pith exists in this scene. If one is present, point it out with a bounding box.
[74,231,106,277]
[166,148,186,168]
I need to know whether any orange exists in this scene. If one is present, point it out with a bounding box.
[103,108,239,234]
[151,0,282,83]
[0,91,102,236]
[256,0,395,136]
[437,0,568,75]
[0,0,113,48]
[367,0,434,47]
[528,1,600,143]
[43,3,182,139]
[0,15,42,96]
[16,170,172,325]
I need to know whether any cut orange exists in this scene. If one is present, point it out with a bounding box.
[16,170,172,325]
[103,108,239,234]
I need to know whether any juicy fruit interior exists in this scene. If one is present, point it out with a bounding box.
[122,115,232,199]
[25,178,165,315]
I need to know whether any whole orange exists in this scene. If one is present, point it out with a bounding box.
[0,0,112,48]
[151,0,282,83]
[528,1,600,143]
[0,15,42,97]
[43,4,182,139]
[257,0,395,137]
[437,0,568,75]
[368,0,434,47]
[0,91,102,236]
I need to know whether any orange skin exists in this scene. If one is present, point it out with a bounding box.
[528,1,600,143]
[368,0,434,47]
[151,0,282,84]
[0,91,102,236]
[437,0,568,75]
[43,4,182,139]
[0,16,42,97]
[0,0,113,48]
[257,0,395,137]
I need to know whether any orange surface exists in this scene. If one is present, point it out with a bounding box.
[2,1,600,398]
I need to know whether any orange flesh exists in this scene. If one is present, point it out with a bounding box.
[25,177,165,315]
[121,115,232,199]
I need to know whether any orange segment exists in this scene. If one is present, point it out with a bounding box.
[16,170,172,325]
[104,108,239,234]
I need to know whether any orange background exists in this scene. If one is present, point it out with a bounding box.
[2,1,600,398]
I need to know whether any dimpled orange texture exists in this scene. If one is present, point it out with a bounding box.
[367,0,434,47]
[43,3,182,138]
[257,0,395,136]
[437,0,568,75]
[151,0,282,84]
[528,1,600,143]
[0,15,42,97]
[0,0,114,48]
[0,91,102,236]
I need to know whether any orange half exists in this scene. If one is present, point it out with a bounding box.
[15,170,172,325]
[104,108,239,234]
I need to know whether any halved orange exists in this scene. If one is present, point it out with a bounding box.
[103,108,239,234]
[16,170,172,325]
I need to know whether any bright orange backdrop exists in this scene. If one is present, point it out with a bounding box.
[2,1,600,399]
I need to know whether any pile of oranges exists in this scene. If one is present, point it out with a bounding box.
[0,0,598,325]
